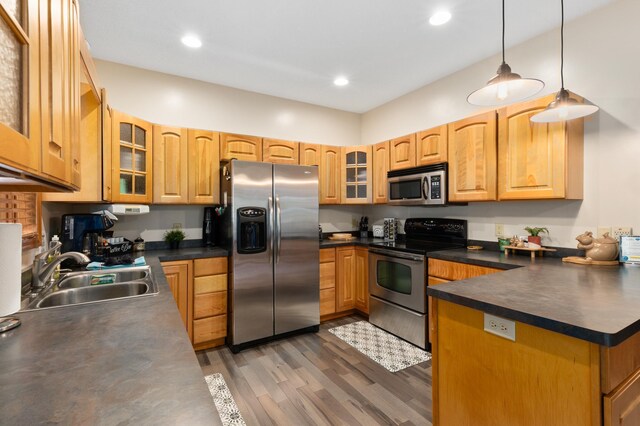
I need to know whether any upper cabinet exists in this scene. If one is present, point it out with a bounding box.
[341,145,372,204]
[498,94,584,200]
[110,110,153,203]
[320,145,341,204]
[373,141,390,204]
[220,133,262,162]
[389,134,416,170]
[263,138,298,164]
[417,125,448,166]
[448,111,497,202]
[299,143,321,167]
[0,0,42,175]
[40,0,80,187]
[153,126,188,204]
[188,130,220,204]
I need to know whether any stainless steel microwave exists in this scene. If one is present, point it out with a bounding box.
[387,163,447,206]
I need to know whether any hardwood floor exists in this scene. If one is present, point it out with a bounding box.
[197,315,433,425]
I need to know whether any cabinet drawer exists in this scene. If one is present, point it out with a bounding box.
[428,259,501,281]
[320,248,335,263]
[194,291,227,319]
[194,274,227,295]
[602,331,640,394]
[604,368,640,426]
[428,276,450,285]
[320,288,336,316]
[194,257,227,277]
[193,315,227,344]
[320,261,336,290]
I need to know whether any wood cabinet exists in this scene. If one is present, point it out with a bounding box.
[498,94,584,200]
[161,260,191,331]
[448,111,497,202]
[341,145,372,204]
[188,130,220,204]
[192,257,228,350]
[336,247,356,312]
[40,0,80,188]
[604,369,640,426]
[427,259,501,344]
[153,126,188,204]
[263,138,298,164]
[372,141,390,204]
[110,110,153,203]
[354,247,369,314]
[389,134,416,171]
[101,89,113,201]
[43,80,103,202]
[0,0,42,176]
[220,133,262,162]
[299,143,321,167]
[319,248,336,317]
[417,125,447,166]
[320,145,341,204]
[161,257,228,351]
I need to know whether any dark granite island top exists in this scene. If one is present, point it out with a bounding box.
[0,248,228,425]
[427,248,640,347]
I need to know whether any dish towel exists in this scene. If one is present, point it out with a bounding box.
[86,256,146,270]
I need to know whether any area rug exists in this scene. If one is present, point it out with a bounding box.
[328,321,431,372]
[205,373,246,426]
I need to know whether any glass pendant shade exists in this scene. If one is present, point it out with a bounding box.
[530,89,599,123]
[467,62,545,106]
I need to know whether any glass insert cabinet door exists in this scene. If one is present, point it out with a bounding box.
[341,145,372,204]
[0,0,41,173]
[111,110,153,202]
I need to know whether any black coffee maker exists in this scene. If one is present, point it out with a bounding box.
[61,213,115,255]
[203,207,217,246]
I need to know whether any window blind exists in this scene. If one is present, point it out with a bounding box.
[0,192,40,249]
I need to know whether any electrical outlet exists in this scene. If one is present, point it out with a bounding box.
[483,313,516,341]
[597,227,612,238]
[495,223,505,237]
[612,227,632,239]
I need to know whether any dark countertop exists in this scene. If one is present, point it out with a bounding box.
[151,246,229,262]
[427,248,640,347]
[1,248,227,425]
[319,237,381,248]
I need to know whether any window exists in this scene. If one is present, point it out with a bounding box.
[0,192,41,250]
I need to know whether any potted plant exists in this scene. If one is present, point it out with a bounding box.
[524,227,549,247]
[164,228,186,250]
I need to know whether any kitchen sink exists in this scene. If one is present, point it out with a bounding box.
[36,282,150,308]
[57,268,150,289]
[23,265,158,311]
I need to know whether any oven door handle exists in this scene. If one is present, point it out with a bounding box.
[422,176,429,200]
[368,248,424,262]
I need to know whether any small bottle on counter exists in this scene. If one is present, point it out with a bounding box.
[49,235,61,280]
[134,237,145,254]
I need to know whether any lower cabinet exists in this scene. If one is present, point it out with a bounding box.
[161,257,228,350]
[427,259,501,344]
[321,245,368,320]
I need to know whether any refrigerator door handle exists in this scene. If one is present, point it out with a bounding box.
[275,195,282,264]
[268,196,274,265]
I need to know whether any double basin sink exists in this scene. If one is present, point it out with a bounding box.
[24,266,158,311]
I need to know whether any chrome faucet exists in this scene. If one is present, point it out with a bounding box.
[31,242,90,290]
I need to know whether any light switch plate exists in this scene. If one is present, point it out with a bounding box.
[484,313,516,341]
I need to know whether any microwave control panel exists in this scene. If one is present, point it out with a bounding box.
[430,175,442,200]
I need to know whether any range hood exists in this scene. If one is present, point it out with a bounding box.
[107,204,150,216]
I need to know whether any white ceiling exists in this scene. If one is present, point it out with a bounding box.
[79,0,615,113]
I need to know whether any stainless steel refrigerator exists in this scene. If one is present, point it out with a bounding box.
[220,160,319,352]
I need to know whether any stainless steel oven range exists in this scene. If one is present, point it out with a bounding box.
[368,218,467,349]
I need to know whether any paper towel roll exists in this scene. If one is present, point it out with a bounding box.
[0,223,22,316]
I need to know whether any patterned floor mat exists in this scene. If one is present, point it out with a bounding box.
[205,373,246,426]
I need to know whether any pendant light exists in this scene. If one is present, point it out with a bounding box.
[531,0,599,123]
[467,0,544,106]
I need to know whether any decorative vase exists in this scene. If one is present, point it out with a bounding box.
[527,236,542,246]
[169,240,181,250]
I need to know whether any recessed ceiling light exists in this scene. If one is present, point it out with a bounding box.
[334,76,349,87]
[429,10,452,26]
[181,34,202,49]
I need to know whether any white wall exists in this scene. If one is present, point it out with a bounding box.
[96,60,361,146]
[360,0,640,247]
